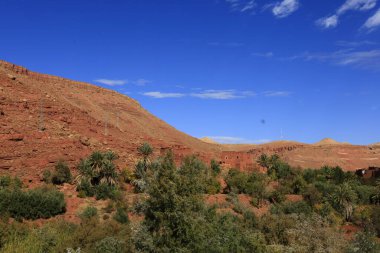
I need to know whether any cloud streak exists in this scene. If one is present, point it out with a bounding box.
[285,49,380,70]
[263,91,292,97]
[191,90,255,100]
[94,79,128,86]
[317,0,377,29]
[142,91,185,98]
[207,136,272,144]
[225,0,256,13]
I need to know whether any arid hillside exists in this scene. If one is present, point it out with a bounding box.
[1,60,380,184]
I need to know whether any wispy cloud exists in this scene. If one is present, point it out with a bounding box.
[191,90,256,100]
[285,49,380,70]
[363,8,380,31]
[208,136,271,144]
[337,0,377,15]
[252,52,274,58]
[133,79,151,86]
[208,42,244,47]
[336,40,377,47]
[272,0,300,18]
[94,79,128,86]
[225,0,256,13]
[263,91,292,97]
[142,91,185,98]
[317,0,377,29]
[316,15,338,29]
[142,89,292,100]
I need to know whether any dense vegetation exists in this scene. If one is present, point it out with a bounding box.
[1,147,380,252]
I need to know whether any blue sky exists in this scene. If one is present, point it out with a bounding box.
[1,0,380,145]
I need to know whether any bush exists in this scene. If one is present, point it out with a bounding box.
[80,206,98,219]
[271,201,312,215]
[52,160,72,185]
[210,159,221,175]
[113,207,129,224]
[95,184,119,200]
[95,237,125,253]
[0,186,66,220]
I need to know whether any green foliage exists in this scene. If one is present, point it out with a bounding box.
[138,152,268,252]
[76,151,119,199]
[271,201,312,215]
[258,154,293,179]
[95,236,125,253]
[52,160,72,184]
[0,175,22,189]
[113,207,129,224]
[80,206,98,219]
[331,182,357,221]
[0,186,65,220]
[347,230,380,253]
[210,159,221,175]
[302,184,322,206]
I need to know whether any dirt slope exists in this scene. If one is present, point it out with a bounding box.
[0,60,379,183]
[0,60,221,182]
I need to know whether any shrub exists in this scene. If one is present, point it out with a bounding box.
[113,207,129,224]
[210,159,221,175]
[271,201,312,215]
[0,186,66,220]
[52,160,72,185]
[80,206,98,219]
[95,237,125,253]
[94,184,119,200]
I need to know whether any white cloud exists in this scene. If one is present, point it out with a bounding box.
[286,49,380,70]
[94,79,128,86]
[337,0,377,15]
[317,0,377,29]
[225,0,256,13]
[316,15,338,29]
[133,79,151,86]
[142,91,185,98]
[363,8,380,30]
[272,0,300,18]
[263,91,292,97]
[208,136,271,144]
[191,90,255,100]
[142,89,292,100]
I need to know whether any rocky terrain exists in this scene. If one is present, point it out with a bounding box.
[1,60,380,184]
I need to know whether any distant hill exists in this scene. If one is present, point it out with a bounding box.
[315,138,344,145]
[199,137,219,144]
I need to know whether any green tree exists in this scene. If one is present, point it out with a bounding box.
[76,151,119,199]
[332,183,357,221]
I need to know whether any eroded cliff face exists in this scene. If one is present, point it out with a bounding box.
[1,60,380,185]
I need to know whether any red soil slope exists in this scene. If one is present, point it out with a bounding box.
[1,60,379,184]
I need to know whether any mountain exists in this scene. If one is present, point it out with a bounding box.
[1,60,379,182]
[315,138,343,145]
[0,60,221,183]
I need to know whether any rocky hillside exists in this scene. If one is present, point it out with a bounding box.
[1,60,379,184]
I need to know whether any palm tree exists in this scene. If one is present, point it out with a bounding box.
[138,143,153,164]
[257,154,269,168]
[332,183,357,221]
[76,151,119,188]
